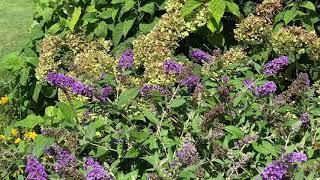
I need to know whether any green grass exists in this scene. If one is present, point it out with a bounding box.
[0,0,33,59]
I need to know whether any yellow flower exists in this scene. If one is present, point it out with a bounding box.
[11,128,19,137]
[0,135,6,141]
[0,96,9,105]
[24,131,38,141]
[14,138,21,144]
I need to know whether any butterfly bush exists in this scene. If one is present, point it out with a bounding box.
[263,56,289,76]
[3,0,320,179]
[255,81,277,96]
[25,156,48,180]
[85,158,113,180]
[189,49,212,63]
[118,49,134,70]
[261,152,307,179]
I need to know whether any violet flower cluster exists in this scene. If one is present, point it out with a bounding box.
[243,79,255,90]
[140,84,169,97]
[45,144,78,176]
[255,81,277,96]
[189,49,212,63]
[47,72,94,97]
[47,72,113,101]
[261,152,307,180]
[263,56,289,76]
[85,158,113,180]
[163,60,183,74]
[118,49,134,70]
[176,142,200,165]
[25,156,48,180]
[180,75,200,88]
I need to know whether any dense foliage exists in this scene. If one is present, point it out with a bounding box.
[1,0,320,179]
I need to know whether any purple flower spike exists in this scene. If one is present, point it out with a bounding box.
[180,75,200,88]
[25,155,48,180]
[255,81,277,96]
[98,86,113,102]
[47,72,75,89]
[47,72,93,98]
[263,56,289,76]
[163,60,183,74]
[189,49,212,63]
[286,152,307,163]
[85,158,113,180]
[261,161,289,180]
[118,49,134,69]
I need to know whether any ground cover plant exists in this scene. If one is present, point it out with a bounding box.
[1,0,320,179]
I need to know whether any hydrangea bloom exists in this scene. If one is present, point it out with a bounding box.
[47,72,93,98]
[255,81,277,96]
[118,49,134,69]
[180,75,200,88]
[286,152,307,163]
[163,60,183,74]
[25,156,48,180]
[176,142,199,165]
[189,49,212,63]
[263,56,289,76]
[85,158,113,180]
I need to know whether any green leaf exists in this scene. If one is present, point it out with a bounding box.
[19,67,30,86]
[100,8,113,19]
[47,23,61,34]
[139,2,155,15]
[207,17,223,33]
[58,102,74,122]
[139,18,159,33]
[123,0,135,13]
[32,135,54,158]
[301,1,316,11]
[117,87,139,106]
[224,126,244,138]
[94,21,108,38]
[32,82,42,102]
[68,7,81,31]
[125,148,139,158]
[283,8,297,25]
[111,0,124,4]
[142,153,159,166]
[123,18,135,37]
[142,110,159,124]
[225,1,240,17]
[14,115,44,129]
[170,98,186,108]
[209,0,226,23]
[261,140,278,155]
[86,119,106,140]
[112,22,124,46]
[181,0,202,17]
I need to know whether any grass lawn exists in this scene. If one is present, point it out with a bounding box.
[0,0,33,59]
